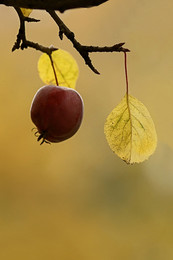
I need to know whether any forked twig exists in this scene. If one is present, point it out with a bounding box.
[47,10,130,74]
[12,7,57,55]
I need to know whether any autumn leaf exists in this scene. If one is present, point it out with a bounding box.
[104,94,157,164]
[20,8,32,17]
[38,49,79,89]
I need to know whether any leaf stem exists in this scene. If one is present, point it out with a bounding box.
[124,51,132,162]
[124,51,129,95]
[48,54,59,86]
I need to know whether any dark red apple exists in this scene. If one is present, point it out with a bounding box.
[30,85,84,144]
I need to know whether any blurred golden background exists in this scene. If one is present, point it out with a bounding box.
[0,1,173,259]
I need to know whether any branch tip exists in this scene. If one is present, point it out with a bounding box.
[25,17,40,22]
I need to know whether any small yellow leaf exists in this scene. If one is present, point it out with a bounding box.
[38,49,79,89]
[20,8,32,17]
[104,94,157,164]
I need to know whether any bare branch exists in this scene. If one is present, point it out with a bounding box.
[12,6,130,74]
[47,10,130,74]
[0,0,108,12]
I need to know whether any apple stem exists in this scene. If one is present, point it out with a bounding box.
[49,54,59,86]
[124,51,129,96]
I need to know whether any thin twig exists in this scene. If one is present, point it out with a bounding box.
[24,17,40,22]
[12,7,57,55]
[47,10,130,74]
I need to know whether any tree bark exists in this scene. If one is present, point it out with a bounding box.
[0,0,108,12]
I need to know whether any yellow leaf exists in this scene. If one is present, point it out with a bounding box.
[20,8,32,17]
[38,49,79,89]
[104,94,157,164]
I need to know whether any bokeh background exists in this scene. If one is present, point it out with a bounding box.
[0,1,173,259]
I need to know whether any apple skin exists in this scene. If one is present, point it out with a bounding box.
[30,85,84,143]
